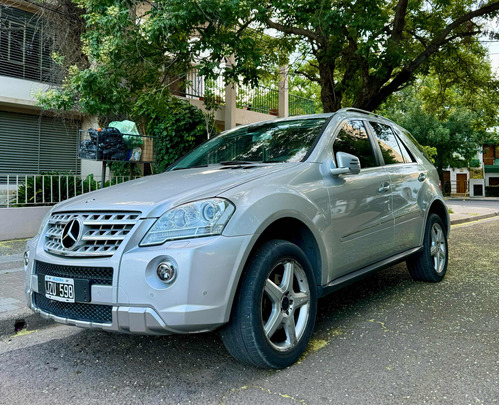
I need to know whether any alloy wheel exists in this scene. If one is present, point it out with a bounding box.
[430,223,446,274]
[261,259,310,352]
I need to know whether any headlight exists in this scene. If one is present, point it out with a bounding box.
[140,198,235,246]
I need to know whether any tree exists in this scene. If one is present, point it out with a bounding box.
[35,0,216,170]
[148,0,498,112]
[379,74,498,180]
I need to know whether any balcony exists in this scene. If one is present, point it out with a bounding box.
[171,69,317,128]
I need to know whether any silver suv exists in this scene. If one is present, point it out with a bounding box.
[25,108,449,369]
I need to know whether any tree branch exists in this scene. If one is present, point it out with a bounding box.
[391,0,409,43]
[295,69,320,83]
[265,18,324,45]
[362,1,499,110]
[411,2,498,72]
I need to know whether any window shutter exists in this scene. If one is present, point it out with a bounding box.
[0,111,80,174]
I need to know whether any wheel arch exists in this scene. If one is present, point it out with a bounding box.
[223,216,323,323]
[427,199,450,236]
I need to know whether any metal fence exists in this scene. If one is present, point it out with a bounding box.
[289,94,316,116]
[0,174,140,208]
[172,70,226,105]
[237,84,279,115]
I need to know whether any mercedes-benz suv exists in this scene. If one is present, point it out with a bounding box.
[25,108,449,369]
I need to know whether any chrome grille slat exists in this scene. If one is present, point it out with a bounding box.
[43,211,140,257]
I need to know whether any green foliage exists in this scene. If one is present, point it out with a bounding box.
[15,172,99,207]
[133,92,213,173]
[379,82,498,178]
[108,162,142,178]
[35,0,217,173]
[146,0,498,111]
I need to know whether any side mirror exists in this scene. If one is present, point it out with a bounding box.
[330,152,361,176]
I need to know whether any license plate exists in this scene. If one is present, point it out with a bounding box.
[45,275,75,303]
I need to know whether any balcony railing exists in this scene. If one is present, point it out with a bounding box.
[289,94,316,116]
[237,85,279,115]
[0,174,140,208]
[171,71,226,105]
[174,69,316,117]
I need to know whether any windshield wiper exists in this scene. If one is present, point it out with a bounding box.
[172,164,208,171]
[219,160,260,166]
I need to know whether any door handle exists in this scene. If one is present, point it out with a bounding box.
[418,173,426,182]
[378,181,391,194]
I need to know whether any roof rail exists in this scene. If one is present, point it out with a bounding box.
[337,108,383,119]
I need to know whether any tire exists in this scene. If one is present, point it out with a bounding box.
[407,213,448,282]
[221,240,317,369]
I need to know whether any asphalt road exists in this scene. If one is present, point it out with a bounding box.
[0,218,498,405]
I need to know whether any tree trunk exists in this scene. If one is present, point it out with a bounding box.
[318,62,341,113]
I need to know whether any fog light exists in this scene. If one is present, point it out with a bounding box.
[23,251,29,267]
[156,261,177,283]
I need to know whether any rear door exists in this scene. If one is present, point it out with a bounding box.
[368,121,424,253]
[324,119,394,278]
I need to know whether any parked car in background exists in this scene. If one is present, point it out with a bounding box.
[25,108,449,368]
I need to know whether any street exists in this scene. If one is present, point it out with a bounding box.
[0,218,498,405]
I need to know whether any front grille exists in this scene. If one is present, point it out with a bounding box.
[44,211,140,257]
[35,260,113,285]
[33,293,112,323]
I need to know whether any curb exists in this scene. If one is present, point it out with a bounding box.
[450,212,499,226]
[0,308,54,338]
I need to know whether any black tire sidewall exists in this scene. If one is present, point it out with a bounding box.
[419,213,448,282]
[238,240,317,368]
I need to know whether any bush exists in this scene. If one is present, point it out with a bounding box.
[134,92,215,173]
[485,186,499,197]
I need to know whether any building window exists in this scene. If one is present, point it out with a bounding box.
[489,177,499,186]
[0,5,57,83]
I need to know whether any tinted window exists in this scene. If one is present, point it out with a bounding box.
[171,118,327,169]
[371,122,405,165]
[394,134,415,163]
[333,121,377,168]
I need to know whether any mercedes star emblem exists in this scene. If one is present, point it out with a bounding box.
[61,218,83,250]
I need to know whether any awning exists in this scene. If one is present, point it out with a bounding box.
[485,159,499,173]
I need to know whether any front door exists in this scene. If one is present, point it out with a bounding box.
[324,120,394,279]
[456,173,467,194]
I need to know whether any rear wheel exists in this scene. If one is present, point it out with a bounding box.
[221,240,317,369]
[407,213,448,282]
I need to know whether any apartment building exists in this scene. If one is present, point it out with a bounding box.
[0,2,82,176]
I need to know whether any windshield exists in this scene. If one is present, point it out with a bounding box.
[169,118,327,170]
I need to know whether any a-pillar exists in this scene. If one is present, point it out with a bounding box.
[225,55,238,130]
[278,65,289,118]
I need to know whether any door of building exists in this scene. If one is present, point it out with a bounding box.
[456,173,467,194]
[443,171,451,195]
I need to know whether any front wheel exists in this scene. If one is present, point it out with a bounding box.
[407,213,448,282]
[221,240,317,369]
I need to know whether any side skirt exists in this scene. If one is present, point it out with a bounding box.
[317,246,423,298]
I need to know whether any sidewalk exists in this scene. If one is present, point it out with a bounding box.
[445,198,499,225]
[0,203,498,337]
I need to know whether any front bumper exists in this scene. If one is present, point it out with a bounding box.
[26,233,253,334]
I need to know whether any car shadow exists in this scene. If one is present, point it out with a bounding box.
[4,262,423,402]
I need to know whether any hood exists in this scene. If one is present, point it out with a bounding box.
[53,163,297,217]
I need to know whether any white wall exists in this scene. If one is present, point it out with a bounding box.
[0,206,51,241]
[0,76,49,108]
[469,179,485,197]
